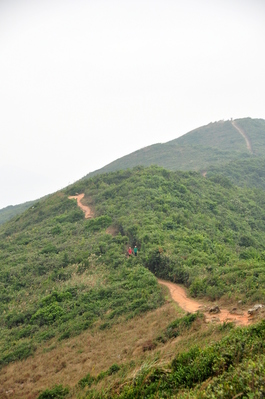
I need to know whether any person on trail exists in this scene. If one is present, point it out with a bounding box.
[128,247,132,256]
[134,245,138,256]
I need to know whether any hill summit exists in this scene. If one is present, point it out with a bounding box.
[1,117,265,225]
[87,117,265,177]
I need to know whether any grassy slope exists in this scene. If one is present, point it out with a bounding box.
[1,117,264,226]
[236,117,265,156]
[0,200,36,226]
[87,118,265,178]
[172,119,245,150]
[2,166,265,397]
[88,319,265,399]
[207,157,265,190]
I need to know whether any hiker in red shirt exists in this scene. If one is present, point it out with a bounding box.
[128,247,132,256]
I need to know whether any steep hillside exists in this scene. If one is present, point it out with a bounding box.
[87,118,265,178]
[2,166,265,397]
[1,117,264,226]
[0,200,36,226]
[207,157,265,190]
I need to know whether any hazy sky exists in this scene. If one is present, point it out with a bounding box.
[1,0,265,209]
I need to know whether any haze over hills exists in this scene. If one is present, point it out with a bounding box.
[0,201,36,226]
[1,117,265,227]
[87,117,265,177]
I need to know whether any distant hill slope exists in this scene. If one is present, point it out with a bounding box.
[207,157,265,190]
[87,118,265,177]
[0,200,36,225]
[1,117,264,226]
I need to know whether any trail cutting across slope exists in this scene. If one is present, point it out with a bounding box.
[158,279,250,326]
[68,194,249,326]
[231,120,253,153]
[68,193,92,218]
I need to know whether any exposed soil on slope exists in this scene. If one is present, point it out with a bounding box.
[231,120,253,153]
[68,194,250,327]
[158,279,250,326]
[68,193,92,218]
[68,193,249,326]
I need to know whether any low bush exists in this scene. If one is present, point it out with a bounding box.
[0,342,36,367]
[78,373,95,388]
[37,384,69,399]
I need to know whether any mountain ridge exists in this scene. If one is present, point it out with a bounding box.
[86,117,265,178]
[1,117,265,226]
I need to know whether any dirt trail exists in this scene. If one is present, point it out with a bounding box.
[231,120,253,153]
[68,195,249,326]
[68,193,92,219]
[158,279,250,326]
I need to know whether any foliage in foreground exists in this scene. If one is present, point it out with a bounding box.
[81,320,265,398]
[2,166,265,368]
[37,384,69,399]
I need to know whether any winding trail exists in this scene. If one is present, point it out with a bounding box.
[68,194,249,326]
[231,120,253,153]
[158,279,250,326]
[68,193,92,219]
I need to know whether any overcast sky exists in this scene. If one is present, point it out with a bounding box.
[1,0,265,209]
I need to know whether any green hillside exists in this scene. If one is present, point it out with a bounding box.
[0,200,36,226]
[207,157,265,190]
[1,117,264,227]
[2,166,265,397]
[87,118,265,177]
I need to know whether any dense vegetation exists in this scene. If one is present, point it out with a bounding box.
[207,156,265,190]
[0,199,36,226]
[0,178,165,368]
[86,118,265,178]
[1,118,265,227]
[2,165,265,397]
[2,167,265,365]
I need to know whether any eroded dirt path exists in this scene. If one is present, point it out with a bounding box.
[158,279,250,326]
[231,120,253,153]
[68,193,92,219]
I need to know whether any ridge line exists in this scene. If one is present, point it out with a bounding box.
[231,120,253,154]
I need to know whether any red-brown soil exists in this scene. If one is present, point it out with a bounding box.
[68,193,92,218]
[68,194,249,327]
[158,279,250,326]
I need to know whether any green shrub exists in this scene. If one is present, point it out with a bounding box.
[37,384,69,399]
[0,342,36,366]
[41,243,58,254]
[165,313,199,339]
[31,303,65,326]
[85,215,112,232]
[58,330,70,341]
[51,225,62,235]
[78,373,95,388]
[107,363,120,375]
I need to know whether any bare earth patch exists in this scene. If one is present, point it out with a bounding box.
[68,193,93,219]
[231,120,253,153]
[158,279,250,326]
[106,225,119,236]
